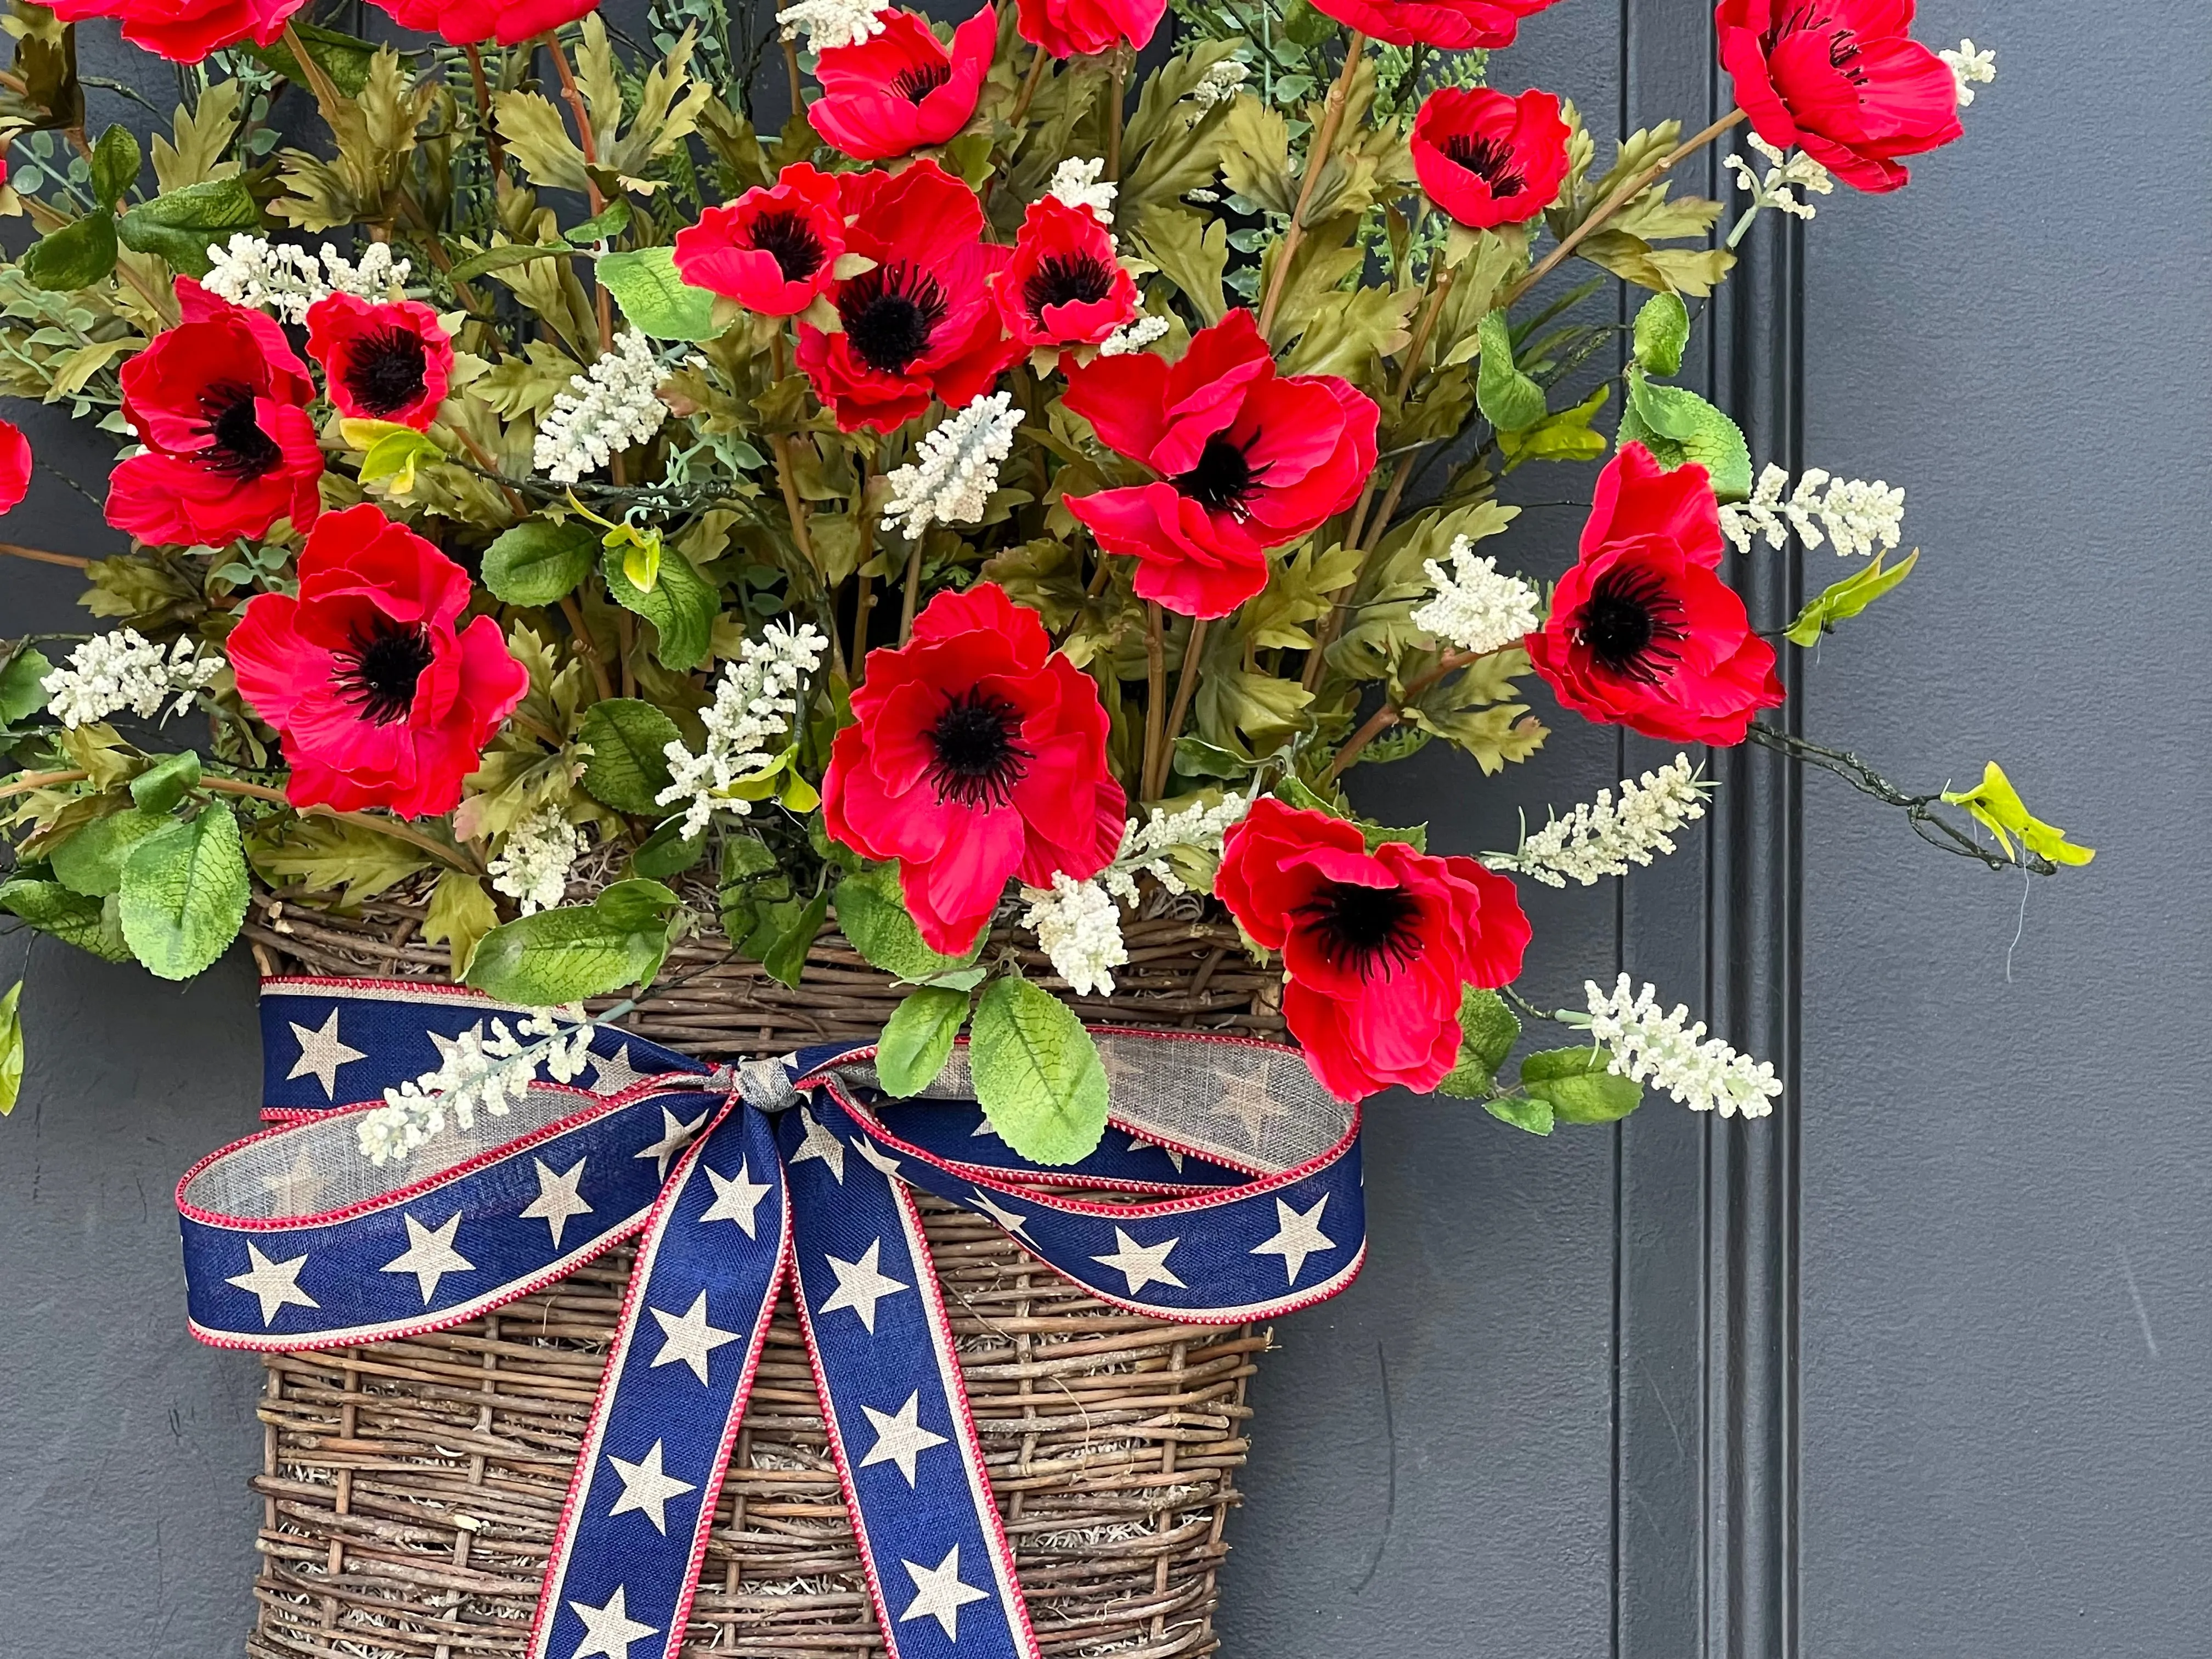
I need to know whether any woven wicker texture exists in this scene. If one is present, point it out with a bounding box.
[241,889,1284,1659]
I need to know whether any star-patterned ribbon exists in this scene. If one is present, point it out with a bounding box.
[180,978,1365,1659]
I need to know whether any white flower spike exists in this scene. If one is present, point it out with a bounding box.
[1584,974,1783,1120]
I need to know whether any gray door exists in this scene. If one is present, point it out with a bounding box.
[3,3,2206,1656]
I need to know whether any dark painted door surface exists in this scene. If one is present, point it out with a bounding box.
[3,3,2206,1656]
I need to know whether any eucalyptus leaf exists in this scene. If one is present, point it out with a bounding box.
[969,977,1108,1165]
[578,698,680,814]
[876,985,969,1098]
[116,802,249,980]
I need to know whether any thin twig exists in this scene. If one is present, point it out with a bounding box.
[0,542,89,570]
[559,594,616,705]
[1257,32,1364,337]
[1140,601,1167,802]
[1149,616,1209,801]
[899,537,923,643]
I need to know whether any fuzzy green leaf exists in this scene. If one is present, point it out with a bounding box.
[1619,371,1753,501]
[465,878,683,1003]
[50,807,168,898]
[244,21,378,97]
[0,880,133,963]
[24,213,119,292]
[601,543,716,672]
[833,864,979,983]
[0,648,53,723]
[762,888,832,989]
[969,977,1108,1165]
[1436,987,1521,1097]
[1520,1045,1643,1124]
[130,749,201,814]
[90,123,140,210]
[631,820,708,879]
[483,517,598,606]
[578,698,680,814]
[1475,308,1546,434]
[876,985,969,1098]
[1632,290,1690,377]
[1482,1094,1554,1134]
[116,177,263,277]
[597,246,719,342]
[116,802,249,980]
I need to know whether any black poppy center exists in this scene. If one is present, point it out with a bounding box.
[338,619,435,726]
[199,381,283,480]
[1022,251,1117,317]
[1441,132,1526,197]
[839,265,951,375]
[342,325,430,418]
[925,687,1031,810]
[748,208,827,284]
[1771,7,1868,83]
[1172,432,1261,514]
[890,61,952,103]
[1295,880,1425,981]
[1573,566,1685,684]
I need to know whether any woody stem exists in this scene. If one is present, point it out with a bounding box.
[1140,600,1167,802]
[1148,616,1209,801]
[1256,32,1364,337]
[1321,648,1478,784]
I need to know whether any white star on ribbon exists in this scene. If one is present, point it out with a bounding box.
[697,1159,771,1238]
[258,1146,333,1217]
[968,1188,1032,1240]
[635,1104,710,1180]
[788,1110,847,1184]
[1210,1065,1282,1141]
[1126,1133,1187,1173]
[586,1043,646,1093]
[853,1137,905,1181]
[816,1240,909,1333]
[381,1212,474,1304]
[521,1155,594,1250]
[857,1390,949,1487]
[227,1242,318,1325]
[567,1584,658,1659]
[1092,1227,1186,1296]
[605,1439,696,1535]
[899,1544,989,1641]
[285,1008,366,1099]
[1249,1193,1335,1287]
[969,1115,1001,1140]
[648,1290,741,1384]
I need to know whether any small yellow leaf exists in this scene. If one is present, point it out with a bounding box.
[1940,762,2096,867]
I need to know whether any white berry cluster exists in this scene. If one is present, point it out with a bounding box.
[487,803,583,915]
[657,620,830,839]
[1724,134,1834,222]
[1104,790,1252,902]
[1940,39,1997,107]
[1099,314,1171,357]
[1410,535,1543,656]
[1583,974,1783,1120]
[881,392,1022,541]
[533,331,669,485]
[1019,873,1130,997]
[358,1011,595,1164]
[1722,464,1905,558]
[1498,754,1711,888]
[201,233,411,323]
[39,628,221,729]
[1047,156,1118,224]
[1189,57,1249,109]
[775,0,885,48]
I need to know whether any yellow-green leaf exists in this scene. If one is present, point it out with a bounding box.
[1784,548,1918,646]
[1939,763,2096,868]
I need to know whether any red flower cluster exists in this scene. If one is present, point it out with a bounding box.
[1527,444,1785,745]
[823,584,1124,956]
[108,278,323,548]
[1217,800,1531,1102]
[306,294,455,431]
[809,5,996,162]
[1717,0,1962,193]
[1015,0,1164,59]
[995,196,1139,349]
[47,0,299,63]
[366,0,595,46]
[674,163,844,317]
[1411,87,1572,229]
[227,505,528,819]
[1061,309,1378,618]
[795,161,1021,432]
[1308,0,1561,49]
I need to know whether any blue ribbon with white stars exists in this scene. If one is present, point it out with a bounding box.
[179,978,1365,1659]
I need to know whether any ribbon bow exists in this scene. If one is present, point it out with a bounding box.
[178,979,1364,1659]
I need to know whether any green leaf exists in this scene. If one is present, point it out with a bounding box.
[876,985,969,1098]
[1632,290,1690,377]
[465,877,684,1004]
[1482,1094,1554,1135]
[0,880,131,962]
[832,864,980,983]
[762,887,832,989]
[0,980,21,1116]
[1618,370,1753,501]
[24,213,119,292]
[116,177,263,278]
[1126,206,1229,326]
[1475,309,1546,435]
[566,199,633,244]
[969,977,1108,1165]
[0,648,53,723]
[483,517,598,606]
[1519,1045,1643,1124]
[578,698,680,814]
[1497,385,1612,471]
[357,427,443,489]
[1784,548,1919,646]
[1939,761,2097,867]
[420,869,498,979]
[601,542,716,672]
[130,749,201,814]
[50,808,168,898]
[116,802,249,980]
[245,815,434,902]
[1436,987,1521,1097]
[242,21,378,97]
[90,124,140,210]
[631,820,708,879]
[596,246,718,341]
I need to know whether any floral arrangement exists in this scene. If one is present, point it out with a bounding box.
[0,0,2085,1155]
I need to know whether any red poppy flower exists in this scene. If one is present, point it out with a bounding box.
[305,294,455,431]
[226,504,528,820]
[823,583,1124,955]
[1526,443,1785,746]
[809,5,995,162]
[46,0,301,63]
[1411,87,1572,228]
[1717,0,1962,193]
[1215,798,1532,1103]
[673,163,844,317]
[994,195,1138,349]
[1307,0,1561,49]
[795,160,1020,433]
[0,420,29,514]
[1060,308,1378,618]
[106,277,323,549]
[363,0,594,45]
[1014,0,1165,58]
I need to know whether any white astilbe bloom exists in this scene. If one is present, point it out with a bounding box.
[656,621,829,838]
[1099,314,1170,357]
[1724,134,1834,221]
[1189,57,1248,109]
[1410,536,1542,656]
[776,0,885,47]
[1102,791,1252,902]
[39,629,220,727]
[358,1009,597,1163]
[1495,754,1711,888]
[1584,974,1782,1119]
[534,331,668,484]
[201,234,411,323]
[880,392,1021,540]
[1048,156,1118,223]
[1721,464,1905,558]
[1940,39,1997,106]
[1020,874,1128,997]
[488,805,582,915]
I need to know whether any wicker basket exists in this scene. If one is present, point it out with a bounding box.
[239,886,1289,1659]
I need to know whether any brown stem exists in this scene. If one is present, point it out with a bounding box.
[1009,45,1048,129]
[0,541,88,570]
[1149,616,1209,800]
[1393,262,1455,403]
[280,21,347,122]
[898,537,923,644]
[559,594,616,705]
[1139,600,1166,802]
[1104,52,1126,182]
[850,571,873,684]
[1321,647,1477,783]
[1301,477,1382,692]
[783,37,806,114]
[540,32,616,355]
[1500,108,1747,311]
[1256,32,1364,337]
[463,44,507,176]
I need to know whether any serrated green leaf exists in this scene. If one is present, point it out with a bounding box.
[0,648,53,723]
[116,802,249,980]
[50,807,168,898]
[245,814,435,902]
[1127,205,1229,326]
[1784,548,1918,646]
[116,177,263,277]
[1519,1045,1643,1124]
[969,977,1108,1165]
[877,985,969,1098]
[24,213,118,292]
[0,880,133,963]
[1633,290,1689,376]
[130,749,200,814]
[596,246,718,342]
[0,980,22,1115]
[464,877,683,1003]
[1435,986,1521,1097]
[482,517,598,606]
[422,868,498,979]
[91,123,139,210]
[601,541,716,672]
[1475,308,1545,434]
[1619,371,1753,501]
[833,865,979,983]
[631,820,708,879]
[243,21,377,97]
[763,888,832,989]
[1482,1093,1554,1134]
[578,698,680,814]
